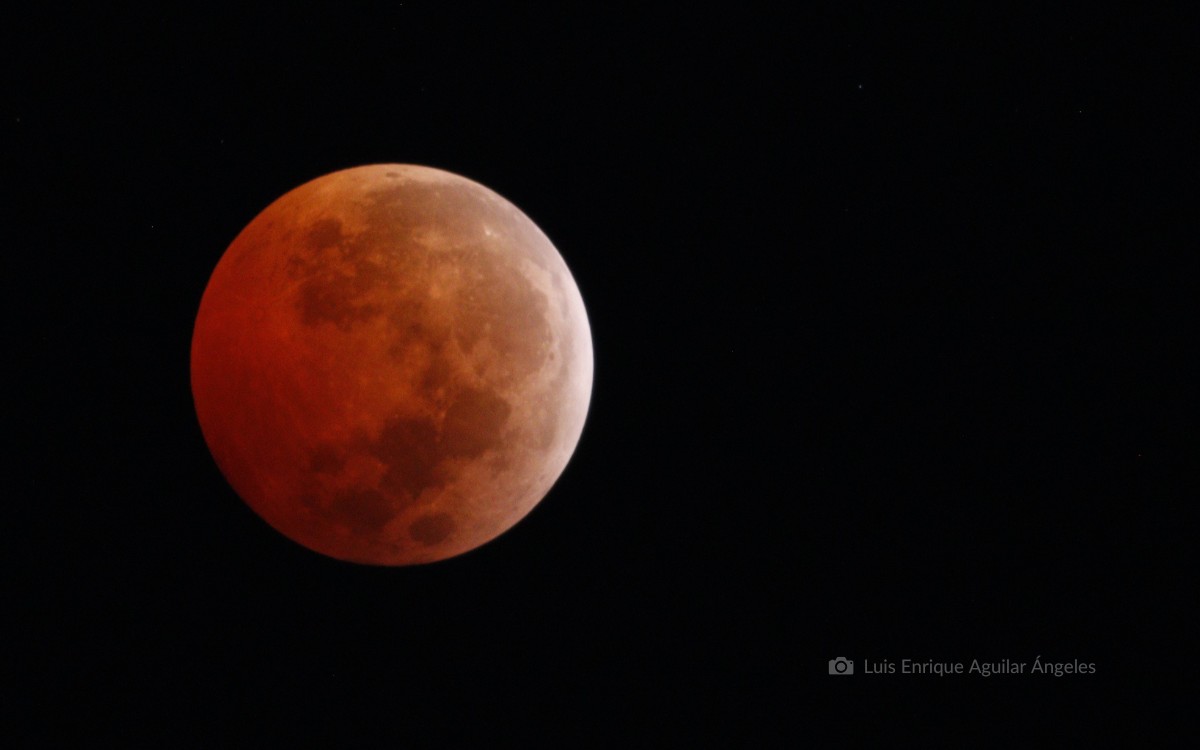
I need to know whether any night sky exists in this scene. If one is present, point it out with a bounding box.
[10,6,1193,743]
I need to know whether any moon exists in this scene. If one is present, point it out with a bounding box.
[190,164,593,565]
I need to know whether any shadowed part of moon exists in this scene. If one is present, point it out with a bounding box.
[373,417,443,506]
[442,387,512,457]
[191,164,593,565]
[409,513,456,546]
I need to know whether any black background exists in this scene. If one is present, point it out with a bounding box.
[8,5,1194,744]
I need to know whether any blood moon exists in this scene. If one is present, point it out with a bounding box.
[190,165,593,565]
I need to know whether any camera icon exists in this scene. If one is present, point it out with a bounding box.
[828,657,854,675]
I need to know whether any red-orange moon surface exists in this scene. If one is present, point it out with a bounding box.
[190,165,593,565]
